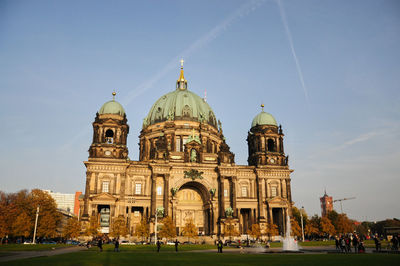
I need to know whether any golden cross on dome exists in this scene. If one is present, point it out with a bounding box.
[112,91,116,100]
[180,59,184,68]
[261,103,264,112]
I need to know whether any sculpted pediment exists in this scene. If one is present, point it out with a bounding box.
[267,196,288,205]
[91,192,118,202]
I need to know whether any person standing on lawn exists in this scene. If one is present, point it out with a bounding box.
[114,238,120,252]
[98,237,103,252]
[175,239,179,252]
[352,234,359,253]
[157,240,161,252]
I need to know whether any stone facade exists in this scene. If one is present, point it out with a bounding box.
[81,65,294,238]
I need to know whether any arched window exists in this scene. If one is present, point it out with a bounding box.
[267,139,275,152]
[182,105,192,117]
[105,129,114,144]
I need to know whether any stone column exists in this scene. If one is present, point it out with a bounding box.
[83,171,92,217]
[268,207,273,224]
[231,177,237,217]
[286,179,292,203]
[127,205,132,234]
[163,175,169,217]
[150,174,156,217]
[219,176,225,219]
[120,173,126,200]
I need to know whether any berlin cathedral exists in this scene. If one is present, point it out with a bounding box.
[80,61,294,240]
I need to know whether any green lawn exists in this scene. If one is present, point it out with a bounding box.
[0,244,72,251]
[1,251,398,266]
[87,244,220,252]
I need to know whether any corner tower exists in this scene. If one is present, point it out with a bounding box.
[88,92,129,160]
[247,104,287,167]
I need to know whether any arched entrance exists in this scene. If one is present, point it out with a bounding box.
[175,181,213,236]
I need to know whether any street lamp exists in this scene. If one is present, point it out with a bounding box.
[33,206,40,244]
[300,206,305,242]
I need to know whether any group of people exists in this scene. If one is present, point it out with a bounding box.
[335,234,365,253]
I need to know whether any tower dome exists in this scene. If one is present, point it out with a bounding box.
[251,104,277,128]
[143,60,217,128]
[99,92,125,116]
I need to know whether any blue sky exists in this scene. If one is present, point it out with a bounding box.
[1,0,399,221]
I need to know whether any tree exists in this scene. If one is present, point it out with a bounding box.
[85,216,100,237]
[224,218,239,241]
[320,217,335,236]
[64,217,81,239]
[135,218,150,241]
[29,189,61,238]
[12,212,32,238]
[248,224,261,240]
[158,216,176,240]
[110,216,128,238]
[290,218,302,237]
[0,191,16,242]
[264,222,279,241]
[326,210,338,226]
[182,218,198,242]
[335,214,353,234]
[305,221,319,239]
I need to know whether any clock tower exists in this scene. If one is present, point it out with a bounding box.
[247,104,287,167]
[88,92,129,160]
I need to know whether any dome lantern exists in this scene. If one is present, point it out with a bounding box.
[176,59,188,90]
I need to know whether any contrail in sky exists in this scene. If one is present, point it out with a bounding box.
[61,0,266,151]
[276,0,309,104]
[122,0,266,107]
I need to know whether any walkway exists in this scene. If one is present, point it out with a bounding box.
[0,246,86,263]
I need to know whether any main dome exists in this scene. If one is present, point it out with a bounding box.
[143,63,217,128]
[143,89,217,128]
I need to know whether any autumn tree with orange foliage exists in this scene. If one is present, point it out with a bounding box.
[320,217,336,236]
[135,218,149,241]
[335,214,354,234]
[158,216,176,240]
[0,189,61,241]
[290,217,302,237]
[182,218,198,242]
[265,222,279,241]
[248,224,261,240]
[110,216,128,238]
[85,215,100,237]
[64,217,81,239]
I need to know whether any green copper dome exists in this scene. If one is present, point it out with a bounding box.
[144,89,217,128]
[251,109,277,128]
[99,100,125,116]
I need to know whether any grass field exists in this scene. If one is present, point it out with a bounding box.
[1,250,398,266]
[0,244,72,251]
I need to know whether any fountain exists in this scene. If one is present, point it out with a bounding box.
[282,215,299,251]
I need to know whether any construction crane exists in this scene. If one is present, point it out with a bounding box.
[333,197,356,213]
